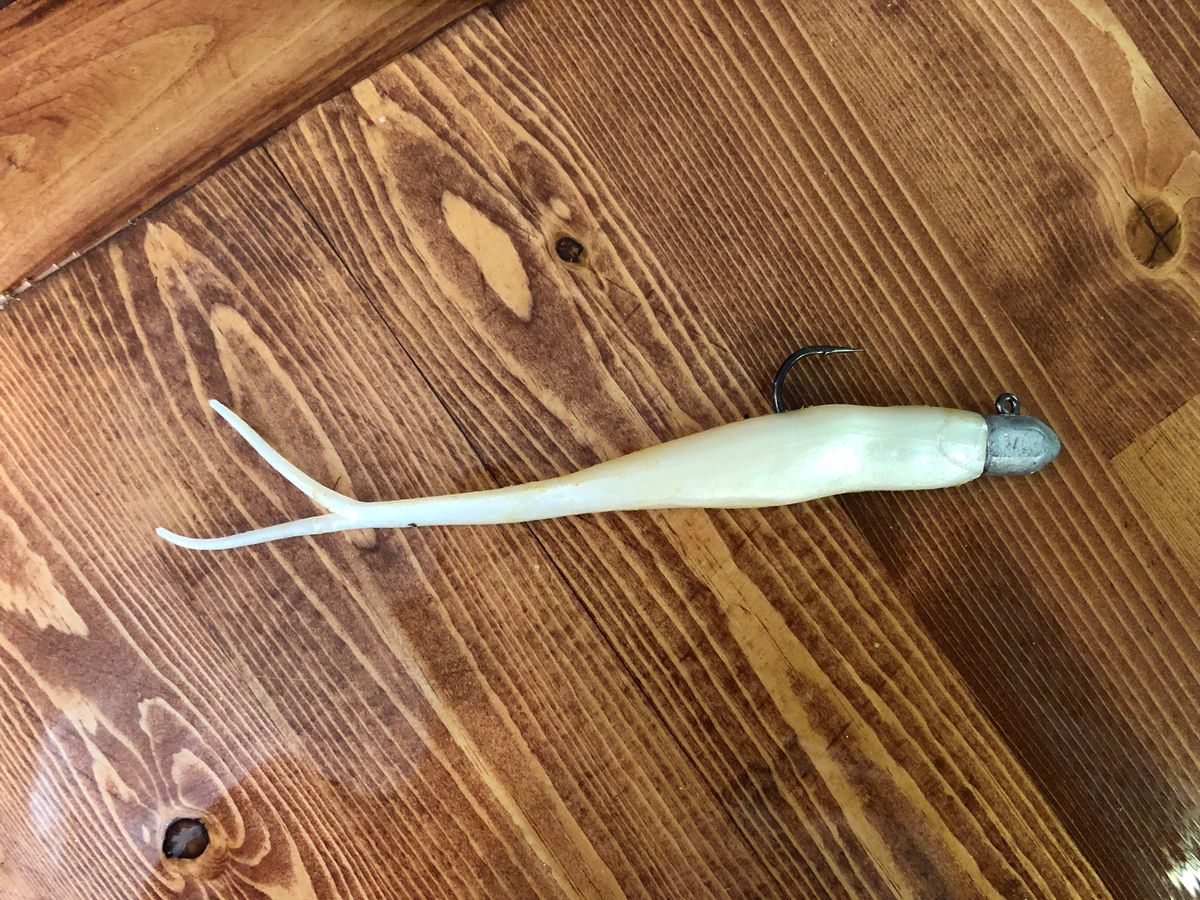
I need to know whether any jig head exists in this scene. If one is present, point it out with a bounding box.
[157,346,1060,551]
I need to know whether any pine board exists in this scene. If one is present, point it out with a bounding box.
[0,148,770,899]
[0,0,480,297]
[3,0,1200,896]
[1109,0,1200,130]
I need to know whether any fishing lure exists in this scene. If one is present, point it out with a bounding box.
[157,346,1060,551]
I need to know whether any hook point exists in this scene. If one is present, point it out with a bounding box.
[772,344,864,413]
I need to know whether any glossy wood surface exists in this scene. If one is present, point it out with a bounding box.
[1109,0,1200,128]
[2,0,1199,897]
[0,0,480,298]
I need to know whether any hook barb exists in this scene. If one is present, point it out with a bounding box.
[772,345,862,413]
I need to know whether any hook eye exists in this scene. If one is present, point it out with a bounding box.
[995,393,1021,416]
[772,345,862,413]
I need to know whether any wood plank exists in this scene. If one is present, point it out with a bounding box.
[1114,395,1200,579]
[1108,0,1200,129]
[0,0,480,298]
[0,147,772,898]
[264,1,1200,896]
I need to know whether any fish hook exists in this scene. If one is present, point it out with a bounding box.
[771,345,862,413]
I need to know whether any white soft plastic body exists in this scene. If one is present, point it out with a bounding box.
[156,401,988,551]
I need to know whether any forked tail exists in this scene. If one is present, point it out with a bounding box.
[155,400,369,551]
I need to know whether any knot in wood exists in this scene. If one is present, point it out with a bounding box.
[1125,194,1181,268]
[162,817,210,860]
[554,235,585,264]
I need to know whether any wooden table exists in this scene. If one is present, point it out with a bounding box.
[1,1,1198,897]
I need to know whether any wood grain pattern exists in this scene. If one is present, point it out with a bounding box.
[3,0,1200,897]
[1115,397,1200,579]
[0,0,480,298]
[0,149,773,898]
[265,1,1200,896]
[1108,0,1200,130]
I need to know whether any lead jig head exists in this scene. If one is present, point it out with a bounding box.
[981,393,1060,476]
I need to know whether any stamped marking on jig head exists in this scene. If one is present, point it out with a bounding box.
[983,392,1060,477]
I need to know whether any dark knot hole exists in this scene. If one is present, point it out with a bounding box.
[554,235,585,264]
[162,817,209,860]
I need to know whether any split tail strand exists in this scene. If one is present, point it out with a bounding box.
[155,400,369,550]
[157,399,648,550]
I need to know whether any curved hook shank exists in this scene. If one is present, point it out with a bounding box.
[772,345,861,413]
